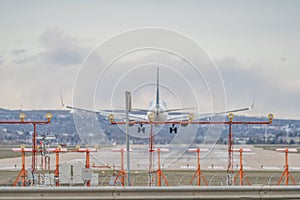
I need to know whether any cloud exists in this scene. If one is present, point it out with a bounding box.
[0,55,4,65]
[11,49,26,55]
[81,49,228,114]
[0,28,92,110]
[10,49,28,64]
[216,57,260,100]
[215,57,300,119]
[0,27,299,119]
[72,48,300,119]
[38,28,89,66]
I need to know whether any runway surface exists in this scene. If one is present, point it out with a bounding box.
[1,144,299,171]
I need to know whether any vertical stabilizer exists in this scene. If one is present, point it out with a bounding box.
[156,68,160,107]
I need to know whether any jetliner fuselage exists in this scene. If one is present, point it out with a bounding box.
[148,100,168,121]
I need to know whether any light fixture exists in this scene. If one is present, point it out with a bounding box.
[19,112,26,122]
[188,113,194,122]
[108,114,115,123]
[46,112,52,123]
[228,113,234,122]
[268,113,274,123]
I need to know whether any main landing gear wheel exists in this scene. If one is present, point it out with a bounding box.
[169,124,177,134]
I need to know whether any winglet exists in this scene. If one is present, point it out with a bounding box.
[59,91,65,108]
[249,98,256,110]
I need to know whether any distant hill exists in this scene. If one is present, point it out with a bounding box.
[0,108,299,146]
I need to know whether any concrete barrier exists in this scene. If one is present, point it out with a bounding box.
[0,186,300,199]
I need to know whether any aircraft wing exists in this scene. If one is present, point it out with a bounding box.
[65,105,119,116]
[195,105,253,119]
[128,113,149,121]
[167,104,253,122]
[64,104,149,122]
[65,105,102,114]
[61,95,131,120]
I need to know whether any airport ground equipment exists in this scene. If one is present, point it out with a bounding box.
[154,148,169,187]
[112,148,128,186]
[72,145,97,186]
[188,148,209,186]
[149,122,155,186]
[110,113,274,186]
[12,145,67,186]
[51,146,68,186]
[233,148,252,186]
[12,146,30,186]
[1,112,52,185]
[276,148,297,185]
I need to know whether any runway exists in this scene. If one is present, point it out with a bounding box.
[1,144,299,171]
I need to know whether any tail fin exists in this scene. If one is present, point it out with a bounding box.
[156,68,160,107]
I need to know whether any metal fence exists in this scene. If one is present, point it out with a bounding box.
[3,170,300,187]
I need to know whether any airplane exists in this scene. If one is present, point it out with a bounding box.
[62,68,253,134]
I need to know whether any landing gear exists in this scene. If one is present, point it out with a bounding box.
[138,124,145,133]
[169,124,177,134]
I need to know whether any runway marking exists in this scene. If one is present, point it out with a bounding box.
[290,167,300,170]
[215,155,227,158]
[235,166,252,170]
[0,167,16,170]
[263,166,280,170]
[208,166,224,170]
[220,159,239,162]
[180,165,196,169]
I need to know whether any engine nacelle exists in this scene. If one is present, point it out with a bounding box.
[188,113,194,122]
[108,114,115,124]
[129,120,135,127]
[147,112,154,122]
[181,120,189,127]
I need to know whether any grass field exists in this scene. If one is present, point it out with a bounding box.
[0,145,25,159]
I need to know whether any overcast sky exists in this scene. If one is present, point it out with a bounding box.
[0,0,299,119]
